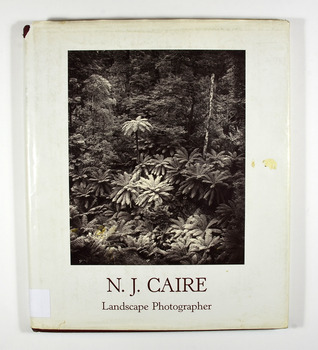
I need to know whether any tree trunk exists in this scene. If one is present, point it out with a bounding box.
[203,74,215,159]
[125,51,131,97]
[91,96,95,136]
[187,96,195,141]
[68,105,73,130]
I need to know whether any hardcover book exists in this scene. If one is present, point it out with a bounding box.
[25,19,290,331]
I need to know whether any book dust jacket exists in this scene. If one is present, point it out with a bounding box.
[25,19,290,331]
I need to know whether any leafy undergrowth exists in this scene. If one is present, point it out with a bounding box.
[70,147,244,265]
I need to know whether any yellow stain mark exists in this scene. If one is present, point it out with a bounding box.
[57,320,66,329]
[251,160,255,168]
[263,159,277,170]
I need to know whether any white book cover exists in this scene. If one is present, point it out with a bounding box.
[24,19,289,331]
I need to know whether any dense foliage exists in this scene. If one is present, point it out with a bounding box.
[69,50,245,265]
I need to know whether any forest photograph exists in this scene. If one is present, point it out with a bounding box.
[69,50,245,265]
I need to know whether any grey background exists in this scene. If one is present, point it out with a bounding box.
[0,0,313,348]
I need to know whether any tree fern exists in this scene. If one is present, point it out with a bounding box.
[135,175,173,208]
[147,154,170,176]
[165,156,183,184]
[70,167,89,186]
[71,182,95,209]
[202,170,231,206]
[167,217,186,238]
[88,168,112,197]
[122,116,153,163]
[174,147,203,166]
[179,163,210,200]
[110,172,138,208]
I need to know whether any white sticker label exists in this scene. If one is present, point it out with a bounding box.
[29,289,51,318]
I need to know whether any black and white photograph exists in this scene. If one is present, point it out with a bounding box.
[69,50,245,265]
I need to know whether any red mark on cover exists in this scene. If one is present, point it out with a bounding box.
[23,25,30,38]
